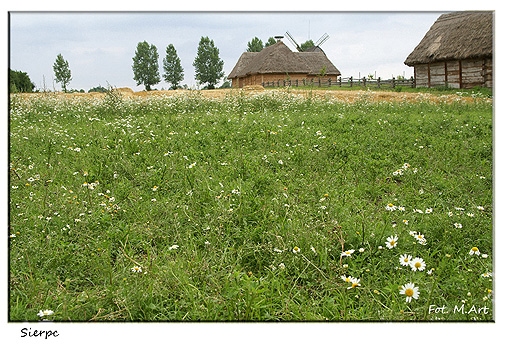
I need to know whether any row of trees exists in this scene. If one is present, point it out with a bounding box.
[132,36,224,90]
[11,36,225,93]
[10,35,311,93]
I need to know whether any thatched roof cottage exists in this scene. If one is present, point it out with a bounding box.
[404,11,493,89]
[228,40,341,88]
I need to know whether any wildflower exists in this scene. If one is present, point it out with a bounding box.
[168,244,179,250]
[358,248,365,253]
[400,283,420,303]
[403,219,409,225]
[188,162,196,169]
[414,232,426,243]
[341,249,355,257]
[152,186,159,191]
[37,309,54,318]
[385,235,398,249]
[10,233,16,238]
[278,160,284,165]
[453,223,463,229]
[340,275,350,283]
[425,208,433,214]
[469,247,480,256]
[341,275,360,289]
[292,246,301,254]
[385,203,397,211]
[310,246,317,254]
[481,272,493,278]
[481,253,488,259]
[399,254,413,267]
[402,163,411,170]
[413,209,423,214]
[410,257,427,271]
[348,277,361,289]
[131,266,142,273]
[278,263,286,270]
[427,268,434,275]
[477,206,485,211]
[273,248,283,253]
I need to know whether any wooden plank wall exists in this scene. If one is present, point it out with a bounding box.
[413,58,492,89]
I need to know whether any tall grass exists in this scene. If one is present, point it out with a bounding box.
[9,90,493,321]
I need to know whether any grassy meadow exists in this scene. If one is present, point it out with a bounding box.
[9,88,493,321]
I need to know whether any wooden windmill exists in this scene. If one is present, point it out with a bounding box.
[285,31,329,52]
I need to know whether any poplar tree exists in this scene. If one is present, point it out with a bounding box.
[193,36,224,89]
[53,54,72,92]
[132,41,161,91]
[163,44,184,90]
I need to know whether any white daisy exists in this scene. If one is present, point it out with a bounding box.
[340,249,355,257]
[410,257,427,271]
[37,309,54,318]
[399,254,413,267]
[385,235,398,249]
[469,247,480,256]
[400,283,420,303]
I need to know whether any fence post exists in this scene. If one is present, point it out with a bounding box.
[411,77,415,88]
[349,77,353,87]
[377,77,381,88]
[363,77,366,87]
[328,78,331,87]
[392,77,395,88]
[339,78,342,88]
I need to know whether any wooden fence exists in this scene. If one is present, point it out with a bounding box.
[261,76,415,89]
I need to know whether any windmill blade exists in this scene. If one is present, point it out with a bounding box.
[315,33,330,47]
[285,31,303,52]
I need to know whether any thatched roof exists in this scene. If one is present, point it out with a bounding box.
[404,11,493,66]
[228,41,340,79]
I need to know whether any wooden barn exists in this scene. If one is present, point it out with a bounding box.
[404,11,493,89]
[228,40,341,88]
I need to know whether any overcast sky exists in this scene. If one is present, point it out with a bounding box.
[9,11,447,91]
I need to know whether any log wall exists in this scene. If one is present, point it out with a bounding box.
[413,58,493,89]
[231,73,337,88]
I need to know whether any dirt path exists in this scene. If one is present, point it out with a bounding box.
[15,87,490,104]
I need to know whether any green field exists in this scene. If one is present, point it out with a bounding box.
[9,89,493,321]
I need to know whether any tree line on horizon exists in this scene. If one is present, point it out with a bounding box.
[9,36,312,93]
